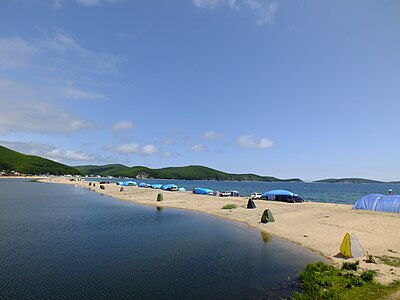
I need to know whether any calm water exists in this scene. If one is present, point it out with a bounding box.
[0,179,327,299]
[89,178,400,204]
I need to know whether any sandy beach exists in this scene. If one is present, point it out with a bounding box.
[41,177,400,284]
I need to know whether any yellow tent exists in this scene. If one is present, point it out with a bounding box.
[340,233,365,258]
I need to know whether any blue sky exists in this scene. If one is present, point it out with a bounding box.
[0,0,399,181]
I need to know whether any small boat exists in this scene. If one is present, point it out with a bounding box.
[260,190,304,203]
[193,187,213,195]
[161,184,179,191]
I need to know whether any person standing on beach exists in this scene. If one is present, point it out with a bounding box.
[388,189,392,195]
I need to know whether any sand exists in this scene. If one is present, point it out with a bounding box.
[40,177,400,284]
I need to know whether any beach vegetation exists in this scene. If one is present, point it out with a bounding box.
[292,261,400,299]
[378,255,400,268]
[342,260,359,271]
[222,204,237,209]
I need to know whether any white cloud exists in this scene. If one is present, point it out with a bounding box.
[0,37,37,69]
[112,120,134,131]
[59,87,106,100]
[236,135,274,148]
[191,143,206,152]
[0,140,94,163]
[0,79,95,134]
[116,143,158,156]
[117,143,140,154]
[203,130,222,140]
[193,0,277,24]
[142,144,158,156]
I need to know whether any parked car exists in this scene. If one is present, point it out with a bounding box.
[251,192,262,199]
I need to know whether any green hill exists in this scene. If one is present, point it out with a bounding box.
[76,163,302,182]
[75,164,129,176]
[313,178,383,184]
[0,145,80,175]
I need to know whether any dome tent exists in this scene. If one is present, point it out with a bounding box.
[353,194,400,213]
[340,233,364,258]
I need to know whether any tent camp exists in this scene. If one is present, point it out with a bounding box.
[353,194,400,213]
[260,190,304,203]
[340,233,365,258]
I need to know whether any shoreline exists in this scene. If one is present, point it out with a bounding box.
[40,177,400,284]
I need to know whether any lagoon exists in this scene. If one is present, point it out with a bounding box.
[0,179,326,299]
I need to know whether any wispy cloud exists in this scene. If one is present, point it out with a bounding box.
[190,143,206,152]
[203,130,222,140]
[42,31,121,75]
[112,120,134,131]
[59,87,106,100]
[161,151,180,158]
[0,79,95,134]
[118,32,136,40]
[0,37,37,69]
[193,0,277,25]
[76,0,119,6]
[236,135,274,148]
[116,143,159,156]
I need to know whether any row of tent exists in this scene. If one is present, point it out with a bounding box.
[192,188,241,197]
[116,181,186,191]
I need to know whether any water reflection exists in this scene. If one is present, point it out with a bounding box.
[156,206,163,212]
[260,231,272,243]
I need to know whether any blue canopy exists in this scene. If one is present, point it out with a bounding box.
[162,184,178,191]
[353,194,400,213]
[151,183,163,189]
[261,190,297,197]
[119,181,137,186]
[138,182,150,188]
[193,187,213,195]
[260,189,303,203]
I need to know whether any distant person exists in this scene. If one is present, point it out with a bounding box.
[388,189,392,195]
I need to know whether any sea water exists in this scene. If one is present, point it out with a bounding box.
[0,179,327,299]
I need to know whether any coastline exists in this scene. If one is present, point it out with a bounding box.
[40,177,400,284]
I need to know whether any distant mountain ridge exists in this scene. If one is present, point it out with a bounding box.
[0,145,80,175]
[313,178,383,184]
[74,164,302,182]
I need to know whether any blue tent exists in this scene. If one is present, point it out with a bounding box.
[162,184,178,191]
[193,187,213,195]
[138,182,150,188]
[119,181,137,186]
[260,190,304,203]
[353,194,400,213]
[151,183,163,189]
